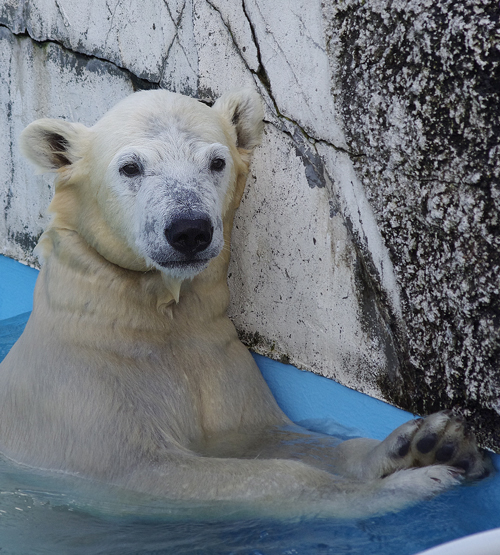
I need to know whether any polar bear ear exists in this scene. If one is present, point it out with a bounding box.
[20,118,89,173]
[212,89,264,151]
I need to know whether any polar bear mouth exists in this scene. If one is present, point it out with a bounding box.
[159,259,209,267]
[156,259,210,272]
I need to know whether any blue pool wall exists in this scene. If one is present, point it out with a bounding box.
[0,255,39,320]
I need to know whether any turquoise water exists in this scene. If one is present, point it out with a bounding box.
[0,421,497,555]
[1,255,500,554]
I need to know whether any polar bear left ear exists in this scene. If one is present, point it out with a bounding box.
[212,89,264,152]
[20,118,90,173]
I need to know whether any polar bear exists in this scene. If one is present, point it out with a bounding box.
[0,89,490,517]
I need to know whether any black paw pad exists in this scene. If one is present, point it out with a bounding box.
[417,433,438,454]
[397,438,411,458]
[391,437,411,459]
[435,442,456,462]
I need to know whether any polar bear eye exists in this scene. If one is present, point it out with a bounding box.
[119,162,142,177]
[210,158,226,172]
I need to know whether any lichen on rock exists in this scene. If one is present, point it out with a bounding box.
[327,0,500,449]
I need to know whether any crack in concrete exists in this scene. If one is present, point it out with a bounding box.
[161,0,186,64]
[158,0,182,84]
[204,0,259,77]
[163,0,177,26]
[205,0,236,42]
[239,1,361,158]
[105,1,113,17]
[103,0,121,48]
[158,35,176,85]
[241,0,275,103]
[201,0,363,163]
[173,33,197,76]
[54,0,71,29]
[268,115,363,159]
[202,0,255,79]
[0,22,159,90]
[248,0,316,115]
[289,8,325,53]
[162,0,197,79]
[163,0,186,28]
[2,6,361,159]
[159,33,198,86]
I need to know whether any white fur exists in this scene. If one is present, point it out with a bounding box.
[0,89,489,518]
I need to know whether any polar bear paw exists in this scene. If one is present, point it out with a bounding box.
[374,410,492,481]
[380,465,464,500]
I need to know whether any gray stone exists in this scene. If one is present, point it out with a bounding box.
[1,0,178,82]
[243,0,346,147]
[326,0,500,449]
[228,124,400,396]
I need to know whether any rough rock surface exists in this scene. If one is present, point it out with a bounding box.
[1,0,499,448]
[327,0,500,448]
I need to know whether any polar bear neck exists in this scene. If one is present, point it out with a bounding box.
[35,227,231,335]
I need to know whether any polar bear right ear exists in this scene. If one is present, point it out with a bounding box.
[20,118,90,173]
[212,89,264,152]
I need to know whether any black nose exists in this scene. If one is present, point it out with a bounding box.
[165,217,213,255]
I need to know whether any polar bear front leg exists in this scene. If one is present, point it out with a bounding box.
[123,450,466,518]
[332,411,493,481]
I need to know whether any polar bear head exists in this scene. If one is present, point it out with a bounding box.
[20,89,263,286]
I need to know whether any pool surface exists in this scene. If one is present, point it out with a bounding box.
[0,254,499,554]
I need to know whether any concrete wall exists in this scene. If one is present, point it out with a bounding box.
[1,0,499,449]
